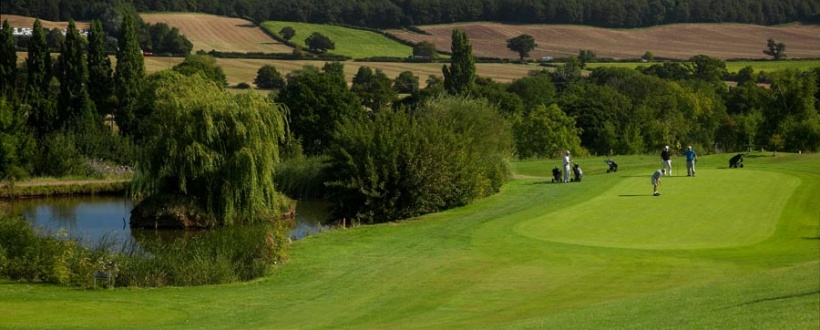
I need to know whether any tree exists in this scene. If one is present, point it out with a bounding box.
[114,15,145,136]
[442,29,475,95]
[507,72,556,111]
[0,97,35,180]
[305,32,335,53]
[578,49,597,69]
[277,64,363,155]
[689,54,727,82]
[25,19,57,138]
[351,66,396,111]
[254,64,285,89]
[763,38,786,60]
[87,20,114,117]
[393,71,419,94]
[513,103,584,158]
[173,54,227,87]
[279,26,295,41]
[642,51,654,62]
[57,20,97,131]
[0,20,17,97]
[412,41,437,60]
[506,34,537,61]
[325,96,512,224]
[132,71,288,226]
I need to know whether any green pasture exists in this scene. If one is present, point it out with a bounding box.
[1,153,818,328]
[260,21,413,59]
[586,60,820,72]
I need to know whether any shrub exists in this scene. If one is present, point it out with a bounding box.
[325,96,513,224]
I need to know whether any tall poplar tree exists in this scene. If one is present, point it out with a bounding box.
[114,15,145,136]
[58,19,97,131]
[25,19,56,137]
[442,29,475,95]
[0,20,17,98]
[87,19,114,117]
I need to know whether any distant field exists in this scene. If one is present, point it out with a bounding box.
[260,21,413,59]
[140,13,292,53]
[141,56,538,86]
[1,14,89,30]
[387,22,820,60]
[586,60,820,72]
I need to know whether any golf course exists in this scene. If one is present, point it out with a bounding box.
[1,152,818,328]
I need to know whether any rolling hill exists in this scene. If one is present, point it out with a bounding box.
[387,22,820,60]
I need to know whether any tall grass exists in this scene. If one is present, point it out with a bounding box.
[0,212,289,288]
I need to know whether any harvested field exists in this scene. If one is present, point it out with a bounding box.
[387,23,820,60]
[141,57,538,86]
[140,13,291,53]
[1,14,89,30]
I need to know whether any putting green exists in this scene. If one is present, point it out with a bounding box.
[515,169,800,249]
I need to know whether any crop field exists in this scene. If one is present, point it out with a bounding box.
[387,22,820,60]
[140,56,538,86]
[2,152,818,328]
[0,14,90,30]
[260,21,413,59]
[586,60,820,73]
[140,13,292,54]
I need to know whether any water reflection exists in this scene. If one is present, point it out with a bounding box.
[3,196,331,247]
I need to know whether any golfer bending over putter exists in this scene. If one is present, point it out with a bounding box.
[652,168,665,196]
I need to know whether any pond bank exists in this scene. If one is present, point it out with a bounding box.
[0,180,130,199]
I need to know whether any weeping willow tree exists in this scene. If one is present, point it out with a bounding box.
[131,71,288,227]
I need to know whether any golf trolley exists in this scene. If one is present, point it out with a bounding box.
[605,158,618,173]
[551,167,562,183]
[729,153,744,168]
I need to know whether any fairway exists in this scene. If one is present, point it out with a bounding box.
[1,153,818,329]
[517,169,800,249]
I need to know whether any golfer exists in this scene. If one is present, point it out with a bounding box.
[661,145,672,176]
[684,145,697,176]
[562,151,571,183]
[652,168,665,196]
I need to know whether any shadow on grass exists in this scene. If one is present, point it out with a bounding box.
[717,290,820,310]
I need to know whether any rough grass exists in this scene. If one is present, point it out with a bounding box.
[260,21,413,59]
[387,22,820,60]
[586,60,820,73]
[1,152,817,329]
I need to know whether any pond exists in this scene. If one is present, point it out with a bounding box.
[2,196,332,247]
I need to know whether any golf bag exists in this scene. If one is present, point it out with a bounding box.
[571,163,583,182]
[605,159,619,173]
[729,153,744,168]
[551,167,562,183]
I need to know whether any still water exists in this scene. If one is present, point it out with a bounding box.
[3,196,331,246]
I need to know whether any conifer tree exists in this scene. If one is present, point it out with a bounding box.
[87,20,114,117]
[25,19,56,137]
[58,20,96,130]
[0,20,17,98]
[114,15,145,136]
[442,29,475,95]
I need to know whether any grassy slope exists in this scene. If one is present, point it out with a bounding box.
[260,21,413,59]
[1,152,817,329]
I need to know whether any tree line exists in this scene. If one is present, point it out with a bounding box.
[2,17,819,225]
[3,0,818,29]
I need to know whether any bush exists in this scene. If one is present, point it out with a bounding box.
[274,155,330,199]
[325,96,513,224]
[236,82,252,89]
[0,212,289,288]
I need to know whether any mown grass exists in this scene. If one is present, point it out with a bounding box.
[0,152,817,328]
[260,21,413,59]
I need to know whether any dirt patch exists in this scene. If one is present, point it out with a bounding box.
[140,13,292,53]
